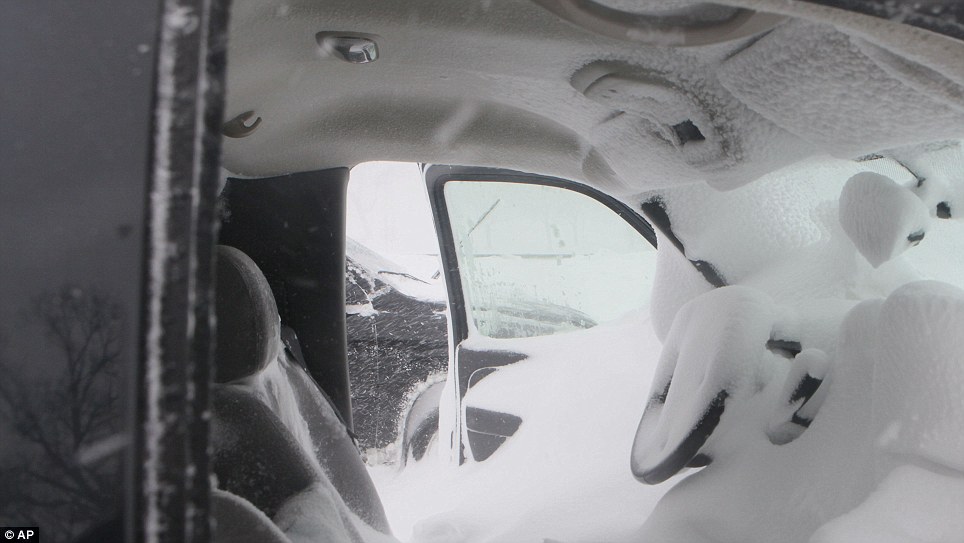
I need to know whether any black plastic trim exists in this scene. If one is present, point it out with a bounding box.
[465,407,523,462]
[789,373,823,404]
[220,169,354,429]
[466,431,507,462]
[465,407,523,437]
[937,201,952,219]
[456,348,528,398]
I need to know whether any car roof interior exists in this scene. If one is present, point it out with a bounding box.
[221,0,964,194]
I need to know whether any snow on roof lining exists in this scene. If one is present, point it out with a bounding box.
[221,0,964,193]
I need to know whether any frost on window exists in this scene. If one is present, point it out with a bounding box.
[444,181,656,339]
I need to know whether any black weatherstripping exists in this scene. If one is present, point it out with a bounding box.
[220,169,354,428]
[640,197,727,288]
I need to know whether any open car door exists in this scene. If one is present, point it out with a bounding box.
[423,165,659,465]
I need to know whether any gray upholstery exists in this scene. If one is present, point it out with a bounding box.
[280,356,391,533]
[211,245,392,536]
[211,386,318,518]
[211,488,291,543]
[214,245,280,383]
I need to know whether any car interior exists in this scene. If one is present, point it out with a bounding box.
[190,0,964,541]
[203,1,964,542]
[4,1,961,542]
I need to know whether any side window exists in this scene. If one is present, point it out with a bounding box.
[443,181,657,339]
[1,3,158,539]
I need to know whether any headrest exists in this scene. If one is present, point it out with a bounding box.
[215,245,281,383]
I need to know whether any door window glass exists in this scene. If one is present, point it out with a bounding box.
[444,181,656,339]
[0,3,156,537]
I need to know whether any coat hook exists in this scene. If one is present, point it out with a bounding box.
[222,111,262,138]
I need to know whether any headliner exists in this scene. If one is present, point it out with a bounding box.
[222,0,964,194]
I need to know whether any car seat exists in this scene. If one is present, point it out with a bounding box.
[211,245,391,540]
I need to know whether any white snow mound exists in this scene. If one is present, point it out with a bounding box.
[839,172,930,268]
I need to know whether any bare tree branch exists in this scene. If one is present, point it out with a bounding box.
[0,284,126,541]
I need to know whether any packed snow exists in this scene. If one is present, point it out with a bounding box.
[838,172,930,268]
[368,310,671,542]
[637,280,964,543]
[625,143,964,542]
[810,466,964,543]
[717,22,964,171]
[336,147,964,543]
[631,285,783,483]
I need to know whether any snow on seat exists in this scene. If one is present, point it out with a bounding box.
[636,280,964,543]
[871,280,964,472]
[810,465,964,543]
[811,280,964,543]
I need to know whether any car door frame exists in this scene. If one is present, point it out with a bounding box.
[425,164,658,463]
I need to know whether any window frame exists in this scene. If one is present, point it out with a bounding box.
[425,165,658,345]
